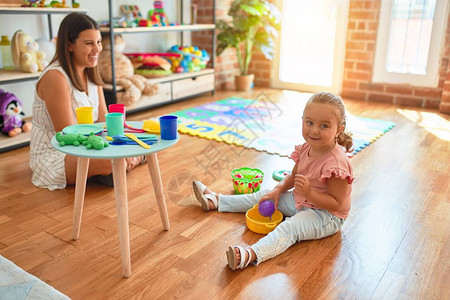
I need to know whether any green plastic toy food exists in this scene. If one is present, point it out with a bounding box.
[83,132,108,149]
[55,132,88,146]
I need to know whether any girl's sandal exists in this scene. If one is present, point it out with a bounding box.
[226,246,253,270]
[192,180,218,211]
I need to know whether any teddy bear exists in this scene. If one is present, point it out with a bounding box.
[11,30,48,73]
[98,34,158,106]
[0,89,32,137]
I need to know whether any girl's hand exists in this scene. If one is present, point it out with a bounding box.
[294,174,311,197]
[258,188,282,208]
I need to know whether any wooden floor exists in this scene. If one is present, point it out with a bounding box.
[0,89,448,299]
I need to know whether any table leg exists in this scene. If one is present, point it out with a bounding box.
[146,153,170,230]
[72,157,90,240]
[111,158,131,277]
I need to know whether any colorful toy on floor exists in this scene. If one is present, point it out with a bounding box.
[0,89,32,137]
[55,132,87,146]
[231,167,264,194]
[272,170,291,181]
[258,200,275,219]
[168,45,210,73]
[246,204,283,234]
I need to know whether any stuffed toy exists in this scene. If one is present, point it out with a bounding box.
[11,30,48,73]
[0,89,32,137]
[98,34,158,105]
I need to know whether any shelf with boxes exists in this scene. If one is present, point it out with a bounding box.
[0,5,87,153]
[102,0,216,113]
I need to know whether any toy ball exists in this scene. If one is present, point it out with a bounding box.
[258,200,275,218]
[175,66,184,73]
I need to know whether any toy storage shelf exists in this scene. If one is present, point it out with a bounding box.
[0,6,85,153]
[0,7,87,14]
[0,70,41,84]
[103,68,215,113]
[100,24,215,34]
[103,0,216,113]
[0,132,30,153]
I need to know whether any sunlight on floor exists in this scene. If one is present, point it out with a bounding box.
[236,273,298,299]
[397,109,450,141]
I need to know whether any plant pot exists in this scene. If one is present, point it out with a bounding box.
[235,74,254,91]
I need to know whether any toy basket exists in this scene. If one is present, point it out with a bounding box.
[231,167,264,194]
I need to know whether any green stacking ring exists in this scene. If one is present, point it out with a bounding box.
[272,170,291,181]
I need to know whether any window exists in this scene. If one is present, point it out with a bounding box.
[373,0,449,87]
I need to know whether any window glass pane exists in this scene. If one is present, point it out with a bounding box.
[278,0,337,86]
[386,0,437,74]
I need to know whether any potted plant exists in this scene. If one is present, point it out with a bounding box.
[216,0,281,91]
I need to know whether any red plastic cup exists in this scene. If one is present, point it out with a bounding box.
[108,104,126,124]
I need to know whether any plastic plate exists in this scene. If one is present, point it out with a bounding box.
[62,124,104,136]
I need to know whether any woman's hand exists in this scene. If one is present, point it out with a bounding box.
[294,174,311,197]
[258,188,282,208]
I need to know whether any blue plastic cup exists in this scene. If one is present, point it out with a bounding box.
[105,112,124,137]
[159,115,178,140]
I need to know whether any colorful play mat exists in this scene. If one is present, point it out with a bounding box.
[172,97,395,157]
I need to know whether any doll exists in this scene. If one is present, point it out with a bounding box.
[0,89,32,137]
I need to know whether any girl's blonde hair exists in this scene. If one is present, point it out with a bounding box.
[307,92,353,152]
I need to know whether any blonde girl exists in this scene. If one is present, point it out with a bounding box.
[193,92,354,270]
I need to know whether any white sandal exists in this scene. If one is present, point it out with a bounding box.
[192,180,218,211]
[226,246,253,270]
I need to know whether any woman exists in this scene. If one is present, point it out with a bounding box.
[30,13,142,190]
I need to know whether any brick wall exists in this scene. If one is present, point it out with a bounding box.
[192,0,238,90]
[192,0,450,112]
[342,0,450,111]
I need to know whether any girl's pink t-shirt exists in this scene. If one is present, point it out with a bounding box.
[290,143,354,219]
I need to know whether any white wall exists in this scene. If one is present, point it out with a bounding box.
[0,0,191,117]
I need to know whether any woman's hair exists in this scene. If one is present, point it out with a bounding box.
[307,92,353,152]
[49,12,103,91]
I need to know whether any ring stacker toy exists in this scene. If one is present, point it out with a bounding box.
[272,170,291,181]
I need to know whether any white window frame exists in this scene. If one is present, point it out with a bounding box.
[373,0,449,87]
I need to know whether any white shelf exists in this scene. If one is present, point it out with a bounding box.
[0,132,30,153]
[0,69,40,84]
[100,24,215,34]
[0,7,87,14]
[103,68,215,91]
[0,6,82,153]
